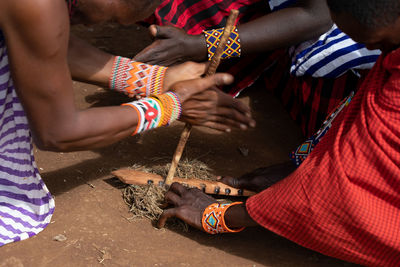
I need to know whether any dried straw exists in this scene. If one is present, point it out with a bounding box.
[122,158,215,226]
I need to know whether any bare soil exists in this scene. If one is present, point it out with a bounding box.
[1,24,356,267]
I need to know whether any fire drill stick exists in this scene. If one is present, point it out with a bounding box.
[165,9,240,185]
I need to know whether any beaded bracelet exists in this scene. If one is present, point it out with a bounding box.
[109,56,167,98]
[122,92,182,135]
[203,27,241,60]
[202,202,245,234]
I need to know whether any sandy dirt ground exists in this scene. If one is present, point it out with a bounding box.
[1,24,357,267]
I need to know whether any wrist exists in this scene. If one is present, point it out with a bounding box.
[203,27,241,61]
[224,202,258,228]
[109,56,167,97]
[186,34,208,62]
[122,91,182,135]
[202,202,245,234]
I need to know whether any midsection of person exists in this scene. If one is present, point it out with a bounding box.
[0,30,55,247]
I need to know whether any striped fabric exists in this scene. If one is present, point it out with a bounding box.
[289,25,381,77]
[268,0,296,11]
[268,0,381,77]
[0,32,55,247]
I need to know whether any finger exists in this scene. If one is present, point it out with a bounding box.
[231,99,253,119]
[210,97,255,127]
[202,111,254,130]
[164,191,182,206]
[149,24,158,37]
[169,182,188,196]
[157,208,179,228]
[218,176,243,188]
[153,25,176,39]
[216,93,252,117]
[200,121,231,132]
[134,45,157,62]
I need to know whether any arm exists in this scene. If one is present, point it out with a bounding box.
[158,183,258,230]
[1,0,141,151]
[0,0,254,151]
[67,34,207,92]
[135,0,333,65]
[235,0,332,55]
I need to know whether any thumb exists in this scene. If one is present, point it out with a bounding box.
[151,25,176,39]
[205,73,234,88]
[191,73,234,96]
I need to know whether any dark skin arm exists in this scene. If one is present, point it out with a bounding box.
[135,0,332,65]
[67,34,210,93]
[0,0,255,152]
[158,183,258,230]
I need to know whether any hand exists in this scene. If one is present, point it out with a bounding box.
[158,182,217,230]
[134,25,207,66]
[163,62,207,92]
[219,161,296,192]
[172,74,256,132]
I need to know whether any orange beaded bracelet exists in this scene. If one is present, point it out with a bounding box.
[202,202,245,234]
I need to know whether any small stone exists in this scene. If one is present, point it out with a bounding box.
[53,234,67,242]
[238,146,249,157]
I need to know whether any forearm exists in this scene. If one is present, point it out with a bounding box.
[68,34,114,87]
[238,6,332,55]
[197,1,332,60]
[32,105,138,152]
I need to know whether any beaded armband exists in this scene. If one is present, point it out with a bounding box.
[123,92,182,135]
[203,27,241,60]
[109,56,168,98]
[202,202,245,234]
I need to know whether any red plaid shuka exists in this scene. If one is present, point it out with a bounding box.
[247,49,400,266]
[145,0,368,136]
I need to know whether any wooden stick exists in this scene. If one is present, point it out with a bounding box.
[165,9,239,185]
[113,169,256,197]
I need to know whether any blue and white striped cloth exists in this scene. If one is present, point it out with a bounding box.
[268,0,381,78]
[0,31,55,247]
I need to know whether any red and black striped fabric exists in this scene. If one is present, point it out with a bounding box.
[262,50,368,136]
[144,0,367,136]
[144,0,274,98]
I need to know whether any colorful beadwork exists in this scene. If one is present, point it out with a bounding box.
[290,92,355,166]
[202,202,245,234]
[204,27,241,60]
[109,56,167,98]
[154,92,182,126]
[123,92,182,135]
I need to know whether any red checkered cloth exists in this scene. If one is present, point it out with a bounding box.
[246,48,400,266]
